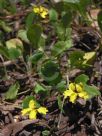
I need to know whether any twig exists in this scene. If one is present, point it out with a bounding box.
[0,9,31,20]
[0,55,8,79]
[0,60,16,67]
[17,88,31,96]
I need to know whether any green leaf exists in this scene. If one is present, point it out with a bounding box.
[79,0,92,8]
[77,0,91,17]
[17,29,29,43]
[65,27,72,39]
[6,38,23,59]
[38,36,46,49]
[42,130,50,136]
[34,83,46,94]
[69,50,84,68]
[27,24,42,48]
[49,8,58,22]
[55,23,65,40]
[51,41,65,56]
[51,39,72,57]
[8,48,21,59]
[84,84,101,98]
[0,20,12,32]
[0,45,9,59]
[40,60,62,85]
[57,95,64,112]
[55,25,72,41]
[22,96,35,109]
[0,0,8,9]
[7,2,17,14]
[75,74,89,84]
[5,82,20,100]
[98,10,102,32]
[26,12,35,28]
[54,2,64,13]
[62,11,72,28]
[29,51,44,64]
[64,38,72,49]
[6,38,23,51]
[56,80,66,93]
[0,30,4,42]
[22,96,34,108]
[22,96,40,109]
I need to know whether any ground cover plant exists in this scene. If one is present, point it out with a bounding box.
[0,0,102,135]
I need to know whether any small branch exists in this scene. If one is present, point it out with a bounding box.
[17,89,31,96]
[0,9,31,20]
[0,55,8,78]
[0,60,15,67]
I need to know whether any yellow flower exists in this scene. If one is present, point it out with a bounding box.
[29,99,36,109]
[76,83,83,92]
[63,89,74,99]
[33,6,48,18]
[63,82,89,103]
[69,83,76,91]
[37,107,48,115]
[21,99,48,119]
[29,110,37,119]
[78,91,89,100]
[21,108,31,115]
[33,7,40,13]
[69,92,77,103]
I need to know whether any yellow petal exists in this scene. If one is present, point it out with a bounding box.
[29,110,37,119]
[33,7,40,13]
[69,83,75,91]
[29,100,36,109]
[39,6,44,12]
[79,82,83,86]
[69,92,77,103]
[83,94,89,100]
[40,11,48,18]
[63,89,74,99]
[21,108,31,115]
[78,91,87,97]
[37,107,48,115]
[78,91,89,100]
[76,84,83,93]
[78,92,85,97]
[83,92,89,100]
[40,6,48,13]
[39,6,48,18]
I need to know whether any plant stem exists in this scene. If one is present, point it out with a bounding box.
[0,55,8,79]
[57,74,69,128]
[57,97,65,128]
